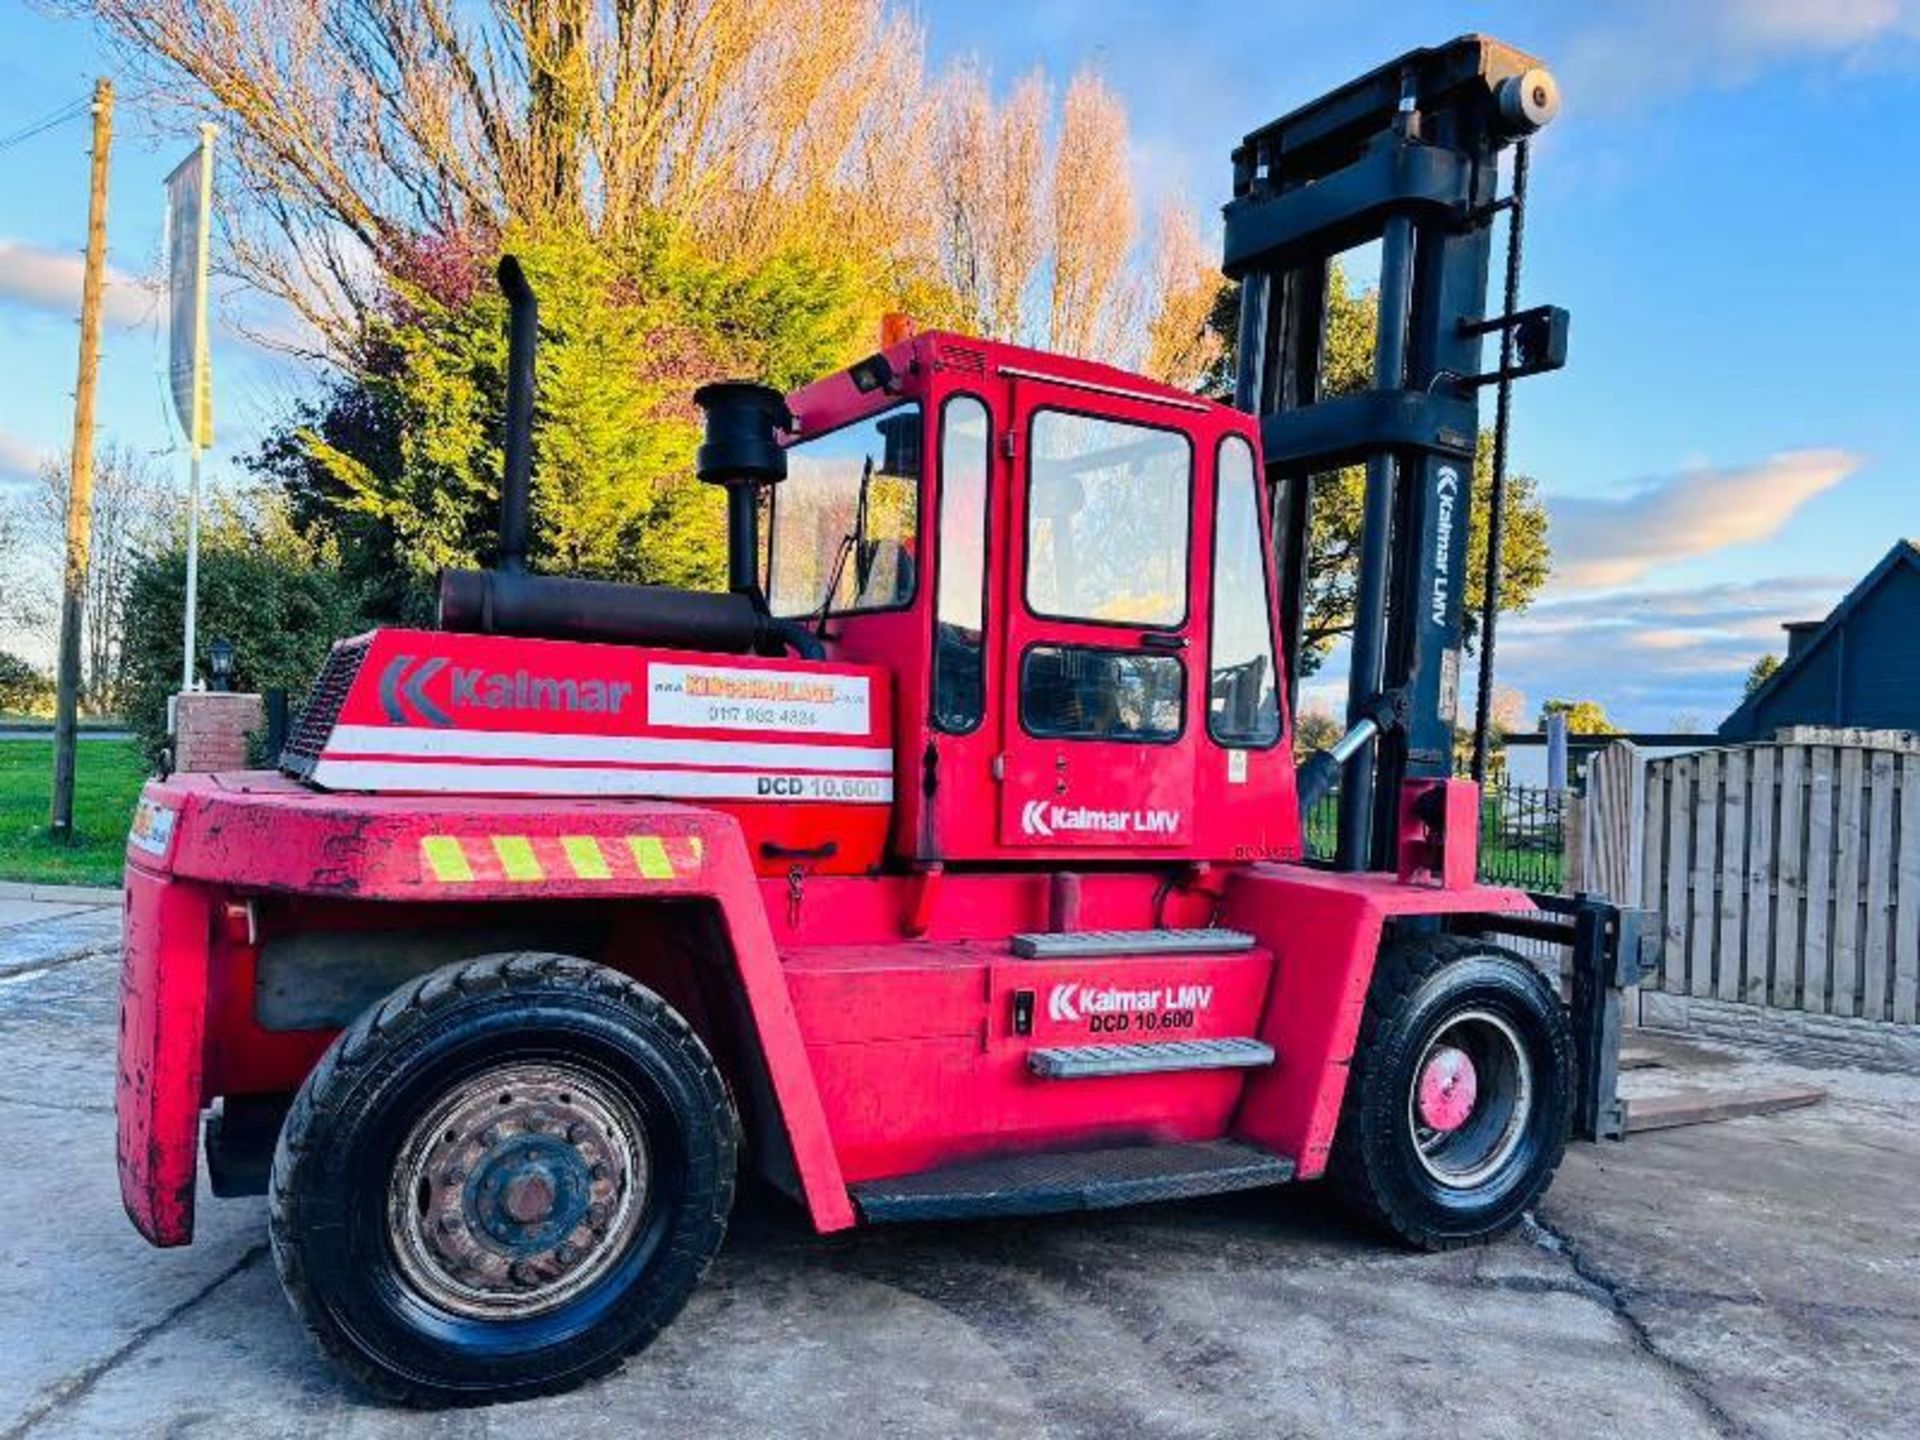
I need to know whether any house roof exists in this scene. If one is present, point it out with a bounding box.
[1718,538,1920,738]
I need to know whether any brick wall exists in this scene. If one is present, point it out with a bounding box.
[174,692,264,772]
[1641,991,1920,1072]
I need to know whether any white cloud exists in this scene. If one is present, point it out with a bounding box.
[1625,628,1705,652]
[1548,449,1860,589]
[1564,0,1920,109]
[0,239,156,330]
[1491,573,1851,729]
[1298,573,1856,730]
[0,430,47,482]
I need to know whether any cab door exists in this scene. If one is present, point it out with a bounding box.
[996,376,1205,852]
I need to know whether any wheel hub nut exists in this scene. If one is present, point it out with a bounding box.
[1417,1045,1478,1132]
[503,1173,556,1224]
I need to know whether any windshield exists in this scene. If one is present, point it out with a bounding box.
[768,402,922,619]
[1025,409,1192,628]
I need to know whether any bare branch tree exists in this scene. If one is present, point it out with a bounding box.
[1048,69,1135,358]
[925,62,1187,368]
[68,0,933,351]
[986,71,1049,339]
[31,447,175,712]
[928,61,992,329]
[927,63,1051,339]
[0,495,39,634]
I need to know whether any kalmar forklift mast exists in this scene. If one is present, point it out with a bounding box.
[1230,36,1569,867]
[1231,36,1642,1148]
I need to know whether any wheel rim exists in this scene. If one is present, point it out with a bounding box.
[387,1061,649,1320]
[1406,1009,1533,1189]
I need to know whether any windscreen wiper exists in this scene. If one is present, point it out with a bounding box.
[813,454,874,638]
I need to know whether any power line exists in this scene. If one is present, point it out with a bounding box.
[0,96,92,154]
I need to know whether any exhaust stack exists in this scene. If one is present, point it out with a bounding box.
[694,381,792,598]
[497,256,537,573]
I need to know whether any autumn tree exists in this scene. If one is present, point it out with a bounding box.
[1451,683,1528,777]
[73,2,1216,362]
[1489,683,1530,735]
[250,223,876,600]
[1291,706,1342,762]
[0,652,55,716]
[1541,698,1619,735]
[1048,72,1136,357]
[1142,206,1227,389]
[928,64,1048,341]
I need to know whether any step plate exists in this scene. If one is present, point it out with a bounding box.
[1029,1037,1275,1079]
[1010,927,1256,959]
[851,1141,1296,1224]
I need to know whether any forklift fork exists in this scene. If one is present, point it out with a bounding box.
[1454,896,1663,1140]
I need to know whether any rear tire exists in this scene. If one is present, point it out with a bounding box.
[1330,935,1572,1250]
[269,952,738,1406]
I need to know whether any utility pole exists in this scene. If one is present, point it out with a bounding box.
[49,78,113,844]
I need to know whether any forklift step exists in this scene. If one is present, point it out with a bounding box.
[1009,927,1256,959]
[850,1140,1295,1223]
[1029,1037,1274,1079]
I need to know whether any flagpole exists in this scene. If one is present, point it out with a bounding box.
[181,446,200,691]
[176,122,215,695]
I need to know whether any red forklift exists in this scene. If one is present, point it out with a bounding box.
[116,36,1651,1404]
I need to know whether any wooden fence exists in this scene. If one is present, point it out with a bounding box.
[1579,733,1920,1024]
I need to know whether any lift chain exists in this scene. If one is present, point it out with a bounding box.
[1469,138,1530,783]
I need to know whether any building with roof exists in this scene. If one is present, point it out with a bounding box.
[1719,540,1920,741]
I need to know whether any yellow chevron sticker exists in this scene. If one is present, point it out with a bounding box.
[420,834,690,885]
[492,835,544,882]
[627,835,674,880]
[561,835,611,880]
[421,835,474,883]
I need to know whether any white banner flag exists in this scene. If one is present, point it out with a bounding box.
[165,126,214,452]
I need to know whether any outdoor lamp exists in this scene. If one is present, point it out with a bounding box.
[208,637,234,693]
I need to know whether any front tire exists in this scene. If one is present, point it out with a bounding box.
[1330,935,1572,1250]
[269,953,738,1406]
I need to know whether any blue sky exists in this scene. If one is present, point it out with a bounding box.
[3,0,1917,729]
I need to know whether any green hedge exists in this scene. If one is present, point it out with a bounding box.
[121,499,371,769]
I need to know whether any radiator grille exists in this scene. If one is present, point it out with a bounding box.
[937,342,987,374]
[279,636,371,779]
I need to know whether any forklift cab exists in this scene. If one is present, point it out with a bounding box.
[768,333,1304,869]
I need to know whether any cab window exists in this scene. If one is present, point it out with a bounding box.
[1208,435,1281,746]
[1024,411,1191,628]
[933,396,990,732]
[769,404,921,618]
[1021,644,1185,744]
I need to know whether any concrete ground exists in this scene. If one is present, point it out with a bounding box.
[2,907,1914,1439]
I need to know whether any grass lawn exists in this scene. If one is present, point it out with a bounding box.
[0,739,148,888]
[0,713,124,727]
